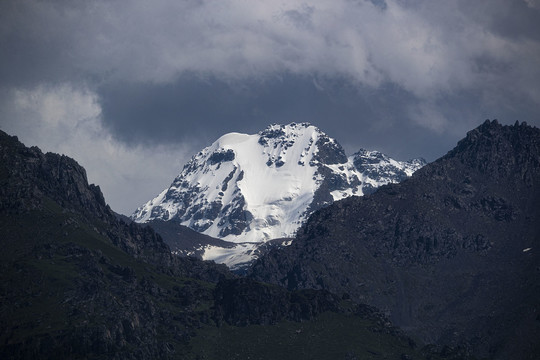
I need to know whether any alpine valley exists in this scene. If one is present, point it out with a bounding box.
[131,123,425,268]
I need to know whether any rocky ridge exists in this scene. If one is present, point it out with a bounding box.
[250,120,540,359]
[0,129,232,358]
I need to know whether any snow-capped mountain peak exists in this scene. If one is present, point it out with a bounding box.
[131,123,425,268]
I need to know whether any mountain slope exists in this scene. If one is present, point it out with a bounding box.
[132,123,424,267]
[0,130,234,358]
[250,120,540,359]
[0,129,458,360]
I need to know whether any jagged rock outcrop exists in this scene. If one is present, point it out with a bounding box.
[250,120,540,359]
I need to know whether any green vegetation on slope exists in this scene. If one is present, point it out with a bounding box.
[184,311,472,360]
[187,312,418,360]
[0,199,218,359]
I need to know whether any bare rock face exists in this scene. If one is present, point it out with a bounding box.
[250,120,540,359]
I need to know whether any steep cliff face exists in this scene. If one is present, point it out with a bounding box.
[250,120,540,359]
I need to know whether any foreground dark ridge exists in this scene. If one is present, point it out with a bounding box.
[0,130,462,359]
[250,120,540,359]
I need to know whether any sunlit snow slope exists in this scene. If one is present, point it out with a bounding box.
[132,123,425,267]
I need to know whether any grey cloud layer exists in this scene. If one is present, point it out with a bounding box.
[3,0,539,96]
[1,0,539,213]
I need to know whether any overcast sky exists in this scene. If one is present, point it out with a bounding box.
[1,0,540,215]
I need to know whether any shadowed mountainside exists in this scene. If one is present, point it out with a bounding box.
[250,120,540,359]
[0,129,460,359]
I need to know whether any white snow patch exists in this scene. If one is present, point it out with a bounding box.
[202,243,260,269]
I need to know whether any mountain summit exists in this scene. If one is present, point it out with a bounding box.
[132,123,424,267]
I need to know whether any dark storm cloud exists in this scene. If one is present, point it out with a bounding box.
[98,75,387,147]
[99,75,366,147]
[456,0,540,41]
[100,67,540,163]
[99,73,489,161]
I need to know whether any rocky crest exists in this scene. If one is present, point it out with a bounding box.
[250,120,540,359]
